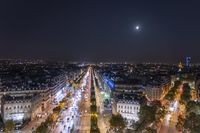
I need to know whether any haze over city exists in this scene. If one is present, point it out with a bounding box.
[0,0,200,63]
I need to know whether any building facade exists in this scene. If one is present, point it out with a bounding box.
[116,100,140,122]
[1,95,33,122]
[112,93,146,126]
[145,80,171,101]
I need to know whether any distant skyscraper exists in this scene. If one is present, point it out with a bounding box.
[186,57,191,67]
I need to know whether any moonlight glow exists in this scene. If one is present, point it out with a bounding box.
[135,25,140,30]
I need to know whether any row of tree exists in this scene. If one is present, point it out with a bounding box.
[135,101,166,132]
[109,114,126,132]
[90,74,100,133]
[0,116,24,132]
[108,101,164,132]
[176,107,200,132]
[36,92,67,133]
[176,83,200,133]
[164,80,182,101]
[36,106,60,133]
[180,83,192,104]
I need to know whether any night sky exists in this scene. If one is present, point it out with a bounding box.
[0,0,200,63]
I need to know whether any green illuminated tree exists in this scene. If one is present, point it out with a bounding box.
[144,127,157,133]
[53,106,61,114]
[176,115,185,132]
[183,112,200,133]
[109,114,126,132]
[180,83,191,104]
[90,105,97,114]
[36,122,48,133]
[4,120,14,132]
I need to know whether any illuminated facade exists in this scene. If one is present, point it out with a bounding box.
[186,57,191,67]
[1,95,33,122]
[116,100,140,123]
[145,80,171,101]
[112,93,145,126]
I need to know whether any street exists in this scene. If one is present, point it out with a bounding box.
[159,85,183,133]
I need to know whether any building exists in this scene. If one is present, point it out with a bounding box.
[1,95,33,123]
[145,82,170,101]
[144,76,171,101]
[116,100,140,122]
[112,93,146,126]
[0,74,66,114]
[0,61,83,127]
[186,57,191,68]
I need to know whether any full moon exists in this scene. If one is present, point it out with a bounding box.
[135,25,140,30]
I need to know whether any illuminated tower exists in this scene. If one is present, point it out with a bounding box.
[186,57,191,67]
[178,61,183,72]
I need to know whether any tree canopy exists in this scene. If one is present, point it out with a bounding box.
[180,83,191,104]
[184,112,200,133]
[109,114,126,132]
[36,122,48,133]
[4,120,14,132]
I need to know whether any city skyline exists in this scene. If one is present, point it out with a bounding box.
[0,60,199,132]
[0,1,200,63]
[1,1,200,132]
